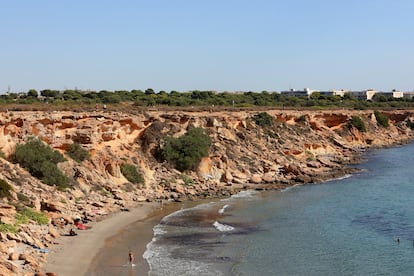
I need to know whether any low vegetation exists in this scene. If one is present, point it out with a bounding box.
[15,207,49,225]
[120,163,144,184]
[350,116,367,132]
[162,127,211,172]
[67,143,90,162]
[374,111,389,127]
[0,223,18,233]
[252,112,274,127]
[11,137,69,188]
[2,88,414,110]
[0,179,13,198]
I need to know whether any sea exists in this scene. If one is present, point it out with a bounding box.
[93,142,414,275]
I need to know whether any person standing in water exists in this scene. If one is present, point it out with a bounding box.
[128,250,134,265]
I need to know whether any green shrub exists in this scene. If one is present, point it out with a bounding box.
[12,137,69,188]
[374,111,389,127]
[16,208,49,225]
[17,193,33,207]
[67,143,90,162]
[350,116,366,132]
[0,223,18,233]
[162,127,211,172]
[182,175,194,186]
[0,150,5,159]
[120,163,144,184]
[252,112,274,127]
[0,179,13,198]
[406,120,414,130]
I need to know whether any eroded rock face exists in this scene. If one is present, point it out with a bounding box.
[0,109,413,275]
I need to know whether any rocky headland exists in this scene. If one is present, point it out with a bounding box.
[0,108,413,275]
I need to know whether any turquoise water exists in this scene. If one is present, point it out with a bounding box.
[144,143,414,275]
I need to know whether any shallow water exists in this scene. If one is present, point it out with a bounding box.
[144,143,414,275]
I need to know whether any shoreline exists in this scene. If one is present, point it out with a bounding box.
[42,202,158,276]
[41,140,414,276]
[85,201,183,276]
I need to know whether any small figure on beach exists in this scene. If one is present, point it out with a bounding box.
[396,237,400,244]
[128,250,134,265]
[69,228,77,236]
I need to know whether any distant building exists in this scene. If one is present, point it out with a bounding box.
[403,91,414,99]
[319,89,348,97]
[375,89,403,99]
[348,89,377,101]
[281,88,315,97]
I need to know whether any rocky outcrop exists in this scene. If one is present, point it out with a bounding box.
[0,109,413,274]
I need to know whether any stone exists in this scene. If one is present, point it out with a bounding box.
[250,174,262,184]
[8,252,19,261]
[262,172,276,183]
[0,260,19,273]
[6,233,21,243]
[40,201,65,213]
[48,227,60,238]
[19,232,35,245]
[135,196,146,202]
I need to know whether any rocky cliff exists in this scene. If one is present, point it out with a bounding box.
[0,109,413,275]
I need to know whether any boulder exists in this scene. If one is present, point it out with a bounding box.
[41,201,65,213]
[250,174,262,184]
[262,172,276,183]
[0,260,19,274]
[8,252,19,261]
[19,232,35,246]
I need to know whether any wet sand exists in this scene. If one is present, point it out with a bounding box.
[42,202,158,276]
[85,201,182,276]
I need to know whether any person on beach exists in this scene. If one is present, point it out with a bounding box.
[128,250,134,265]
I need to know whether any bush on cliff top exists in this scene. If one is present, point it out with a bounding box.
[67,143,90,163]
[120,163,144,184]
[252,112,274,127]
[162,127,211,172]
[12,137,69,188]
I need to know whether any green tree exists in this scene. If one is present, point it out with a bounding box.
[162,127,211,171]
[27,89,38,98]
[145,88,155,95]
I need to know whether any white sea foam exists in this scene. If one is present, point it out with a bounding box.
[218,204,229,214]
[144,240,223,276]
[213,221,235,232]
[281,184,302,192]
[161,202,216,223]
[232,189,259,198]
[327,174,353,182]
[153,224,167,237]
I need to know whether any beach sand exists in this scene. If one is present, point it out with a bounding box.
[86,201,182,276]
[42,202,158,276]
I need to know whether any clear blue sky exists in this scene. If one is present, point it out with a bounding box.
[1,0,413,93]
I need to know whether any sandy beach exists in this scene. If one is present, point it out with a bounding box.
[42,202,158,276]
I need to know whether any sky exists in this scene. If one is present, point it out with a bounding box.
[1,0,413,93]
